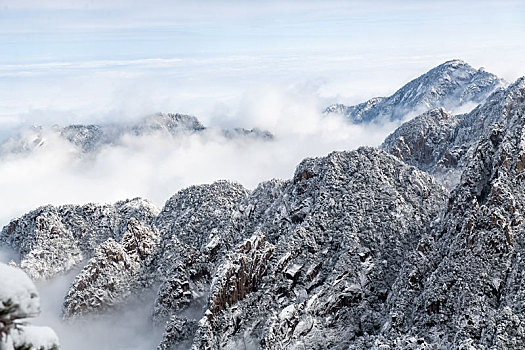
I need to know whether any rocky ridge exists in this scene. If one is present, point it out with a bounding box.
[380,81,516,189]
[62,218,160,317]
[0,198,159,280]
[372,77,525,348]
[325,59,504,124]
[2,63,525,349]
[1,147,448,349]
[190,147,447,349]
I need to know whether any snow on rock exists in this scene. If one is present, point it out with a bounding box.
[157,316,198,350]
[381,108,459,169]
[381,84,512,188]
[208,233,274,314]
[151,180,250,324]
[0,198,159,280]
[4,64,525,350]
[154,180,249,254]
[0,263,59,350]
[189,147,447,349]
[62,218,160,318]
[152,240,207,323]
[325,59,504,124]
[378,77,525,348]
[190,234,275,349]
[0,113,273,155]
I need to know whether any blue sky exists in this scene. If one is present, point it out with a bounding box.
[2,1,524,62]
[1,0,524,127]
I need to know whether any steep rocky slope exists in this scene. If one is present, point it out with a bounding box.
[367,77,525,349]
[189,147,447,349]
[325,59,504,124]
[62,218,160,317]
[152,181,250,323]
[381,82,514,188]
[0,198,159,280]
[0,147,447,349]
[2,67,525,349]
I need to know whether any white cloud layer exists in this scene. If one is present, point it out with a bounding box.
[0,83,404,228]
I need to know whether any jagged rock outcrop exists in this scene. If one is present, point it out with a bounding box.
[380,107,464,187]
[370,77,525,348]
[208,234,274,314]
[381,108,459,169]
[62,219,160,317]
[155,181,249,254]
[1,146,446,349]
[0,262,60,350]
[381,82,515,189]
[190,234,274,348]
[0,198,159,280]
[325,59,504,124]
[157,316,198,350]
[152,181,250,324]
[187,147,447,349]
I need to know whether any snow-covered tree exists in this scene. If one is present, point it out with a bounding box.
[0,263,59,350]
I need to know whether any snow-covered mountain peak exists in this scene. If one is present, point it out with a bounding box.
[325,59,505,124]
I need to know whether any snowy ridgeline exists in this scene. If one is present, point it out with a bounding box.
[324,59,504,124]
[1,61,525,349]
[0,263,59,350]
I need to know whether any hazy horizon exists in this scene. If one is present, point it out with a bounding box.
[1,0,524,226]
[1,0,524,129]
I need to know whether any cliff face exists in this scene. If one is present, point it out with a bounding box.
[1,147,448,349]
[373,78,525,348]
[62,218,161,318]
[380,84,512,189]
[0,198,159,281]
[190,147,447,349]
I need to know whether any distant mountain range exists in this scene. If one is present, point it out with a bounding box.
[325,59,504,124]
[0,113,273,155]
[2,60,525,349]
